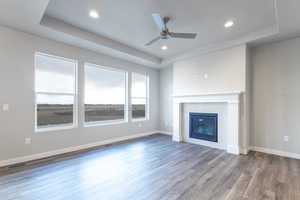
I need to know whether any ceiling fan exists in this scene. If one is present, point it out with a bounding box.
[145,13,197,46]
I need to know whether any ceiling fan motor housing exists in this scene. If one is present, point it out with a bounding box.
[160,30,170,39]
[145,13,197,46]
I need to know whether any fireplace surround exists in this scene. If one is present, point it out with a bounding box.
[172,92,243,155]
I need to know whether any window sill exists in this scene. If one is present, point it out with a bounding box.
[132,118,148,122]
[35,124,77,133]
[84,120,128,127]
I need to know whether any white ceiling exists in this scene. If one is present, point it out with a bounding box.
[45,0,276,59]
[0,0,300,68]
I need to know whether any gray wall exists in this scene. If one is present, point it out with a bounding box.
[2,23,300,162]
[159,66,173,133]
[251,37,300,154]
[0,26,160,161]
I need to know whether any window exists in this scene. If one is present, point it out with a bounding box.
[84,63,127,125]
[35,53,77,131]
[131,72,149,120]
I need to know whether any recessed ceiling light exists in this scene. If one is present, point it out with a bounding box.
[89,10,99,19]
[224,20,234,28]
[161,45,168,50]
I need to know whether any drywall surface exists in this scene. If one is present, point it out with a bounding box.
[0,26,160,161]
[159,66,173,133]
[173,45,246,95]
[251,37,300,155]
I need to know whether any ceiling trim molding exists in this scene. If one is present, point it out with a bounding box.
[1,0,288,69]
[162,0,280,66]
[39,0,281,68]
[41,15,162,66]
[274,0,280,32]
[35,0,51,24]
[162,25,279,65]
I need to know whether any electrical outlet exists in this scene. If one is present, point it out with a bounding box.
[2,104,9,111]
[138,123,142,127]
[284,136,289,142]
[25,138,31,145]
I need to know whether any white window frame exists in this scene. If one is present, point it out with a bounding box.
[34,52,78,132]
[84,63,128,127]
[131,72,149,122]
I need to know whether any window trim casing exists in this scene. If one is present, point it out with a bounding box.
[83,62,129,127]
[34,52,78,132]
[131,72,149,122]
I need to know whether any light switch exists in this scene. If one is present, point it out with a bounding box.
[25,138,31,145]
[2,104,9,111]
[204,73,209,79]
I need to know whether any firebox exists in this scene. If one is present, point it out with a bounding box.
[189,113,218,142]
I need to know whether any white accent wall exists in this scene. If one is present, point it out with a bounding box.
[160,45,249,151]
[173,45,247,95]
[0,25,160,163]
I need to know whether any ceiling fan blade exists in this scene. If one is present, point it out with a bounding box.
[145,36,161,46]
[152,13,166,31]
[169,32,197,39]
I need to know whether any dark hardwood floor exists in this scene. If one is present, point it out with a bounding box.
[0,134,299,200]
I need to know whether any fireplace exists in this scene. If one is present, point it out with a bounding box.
[172,92,243,155]
[189,113,218,142]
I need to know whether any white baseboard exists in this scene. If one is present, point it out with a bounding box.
[0,131,159,168]
[239,147,249,155]
[250,146,300,160]
[158,130,172,135]
[227,145,240,155]
[3,133,298,168]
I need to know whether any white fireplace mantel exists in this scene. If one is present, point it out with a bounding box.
[172,92,242,155]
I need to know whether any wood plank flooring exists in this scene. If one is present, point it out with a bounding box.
[0,134,299,200]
